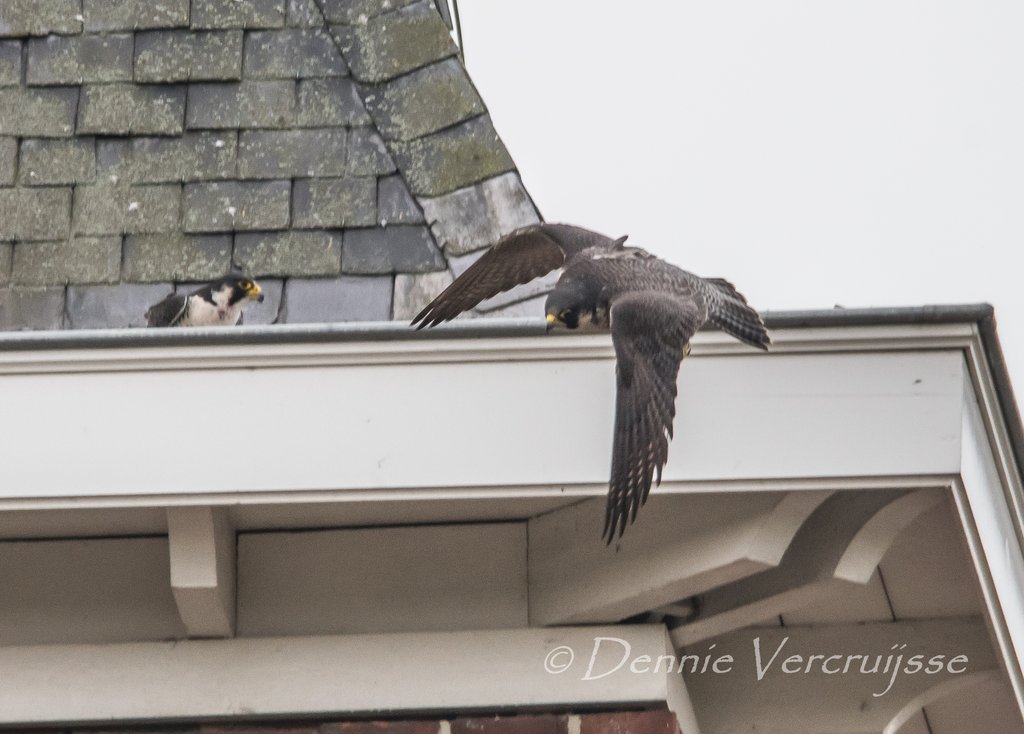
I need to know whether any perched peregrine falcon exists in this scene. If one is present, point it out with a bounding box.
[412,223,771,542]
[146,277,264,327]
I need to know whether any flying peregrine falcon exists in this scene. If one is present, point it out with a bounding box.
[145,277,264,327]
[412,223,771,542]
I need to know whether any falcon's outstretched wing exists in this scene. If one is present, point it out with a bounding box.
[604,292,707,542]
[411,223,619,329]
[145,292,188,327]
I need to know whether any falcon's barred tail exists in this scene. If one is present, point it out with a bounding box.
[706,278,771,351]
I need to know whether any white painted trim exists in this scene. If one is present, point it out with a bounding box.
[670,489,945,646]
[528,491,831,625]
[833,488,946,584]
[963,329,1024,559]
[884,671,1002,734]
[952,342,1024,718]
[167,507,236,638]
[0,626,679,725]
[0,322,976,376]
[953,465,1024,715]
[0,475,950,513]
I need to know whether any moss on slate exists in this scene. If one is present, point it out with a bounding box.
[333,3,456,83]
[392,115,515,197]
[366,58,484,142]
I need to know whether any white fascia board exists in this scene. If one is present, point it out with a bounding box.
[0,625,678,725]
[0,322,970,504]
[952,341,1024,717]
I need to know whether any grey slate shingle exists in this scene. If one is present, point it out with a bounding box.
[234,230,342,276]
[99,132,238,183]
[73,183,182,235]
[318,0,418,24]
[292,177,377,229]
[419,172,538,255]
[67,282,174,328]
[182,180,291,232]
[78,84,187,135]
[364,58,485,142]
[483,293,546,318]
[244,29,347,78]
[0,287,65,330]
[19,138,96,186]
[347,127,396,176]
[392,269,452,320]
[0,87,78,137]
[0,187,72,241]
[341,225,444,274]
[82,0,190,32]
[0,244,11,286]
[377,174,424,225]
[0,41,21,84]
[238,128,348,179]
[123,233,232,282]
[27,33,134,85]
[0,137,16,185]
[0,0,82,37]
[134,30,243,82]
[391,115,515,197]
[191,0,286,30]
[286,0,323,27]
[297,78,371,127]
[330,2,457,83]
[187,80,296,129]
[12,237,122,286]
[283,275,393,323]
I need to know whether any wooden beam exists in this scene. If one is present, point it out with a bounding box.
[672,489,944,646]
[166,506,235,638]
[683,618,1002,734]
[529,490,831,625]
[0,625,684,726]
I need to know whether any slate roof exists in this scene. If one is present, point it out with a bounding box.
[0,0,540,329]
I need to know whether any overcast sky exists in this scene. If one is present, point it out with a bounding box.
[457,0,1024,406]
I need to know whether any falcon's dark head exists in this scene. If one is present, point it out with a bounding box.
[545,277,601,331]
[217,277,264,305]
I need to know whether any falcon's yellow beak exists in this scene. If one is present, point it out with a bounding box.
[247,282,263,302]
[546,313,558,325]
